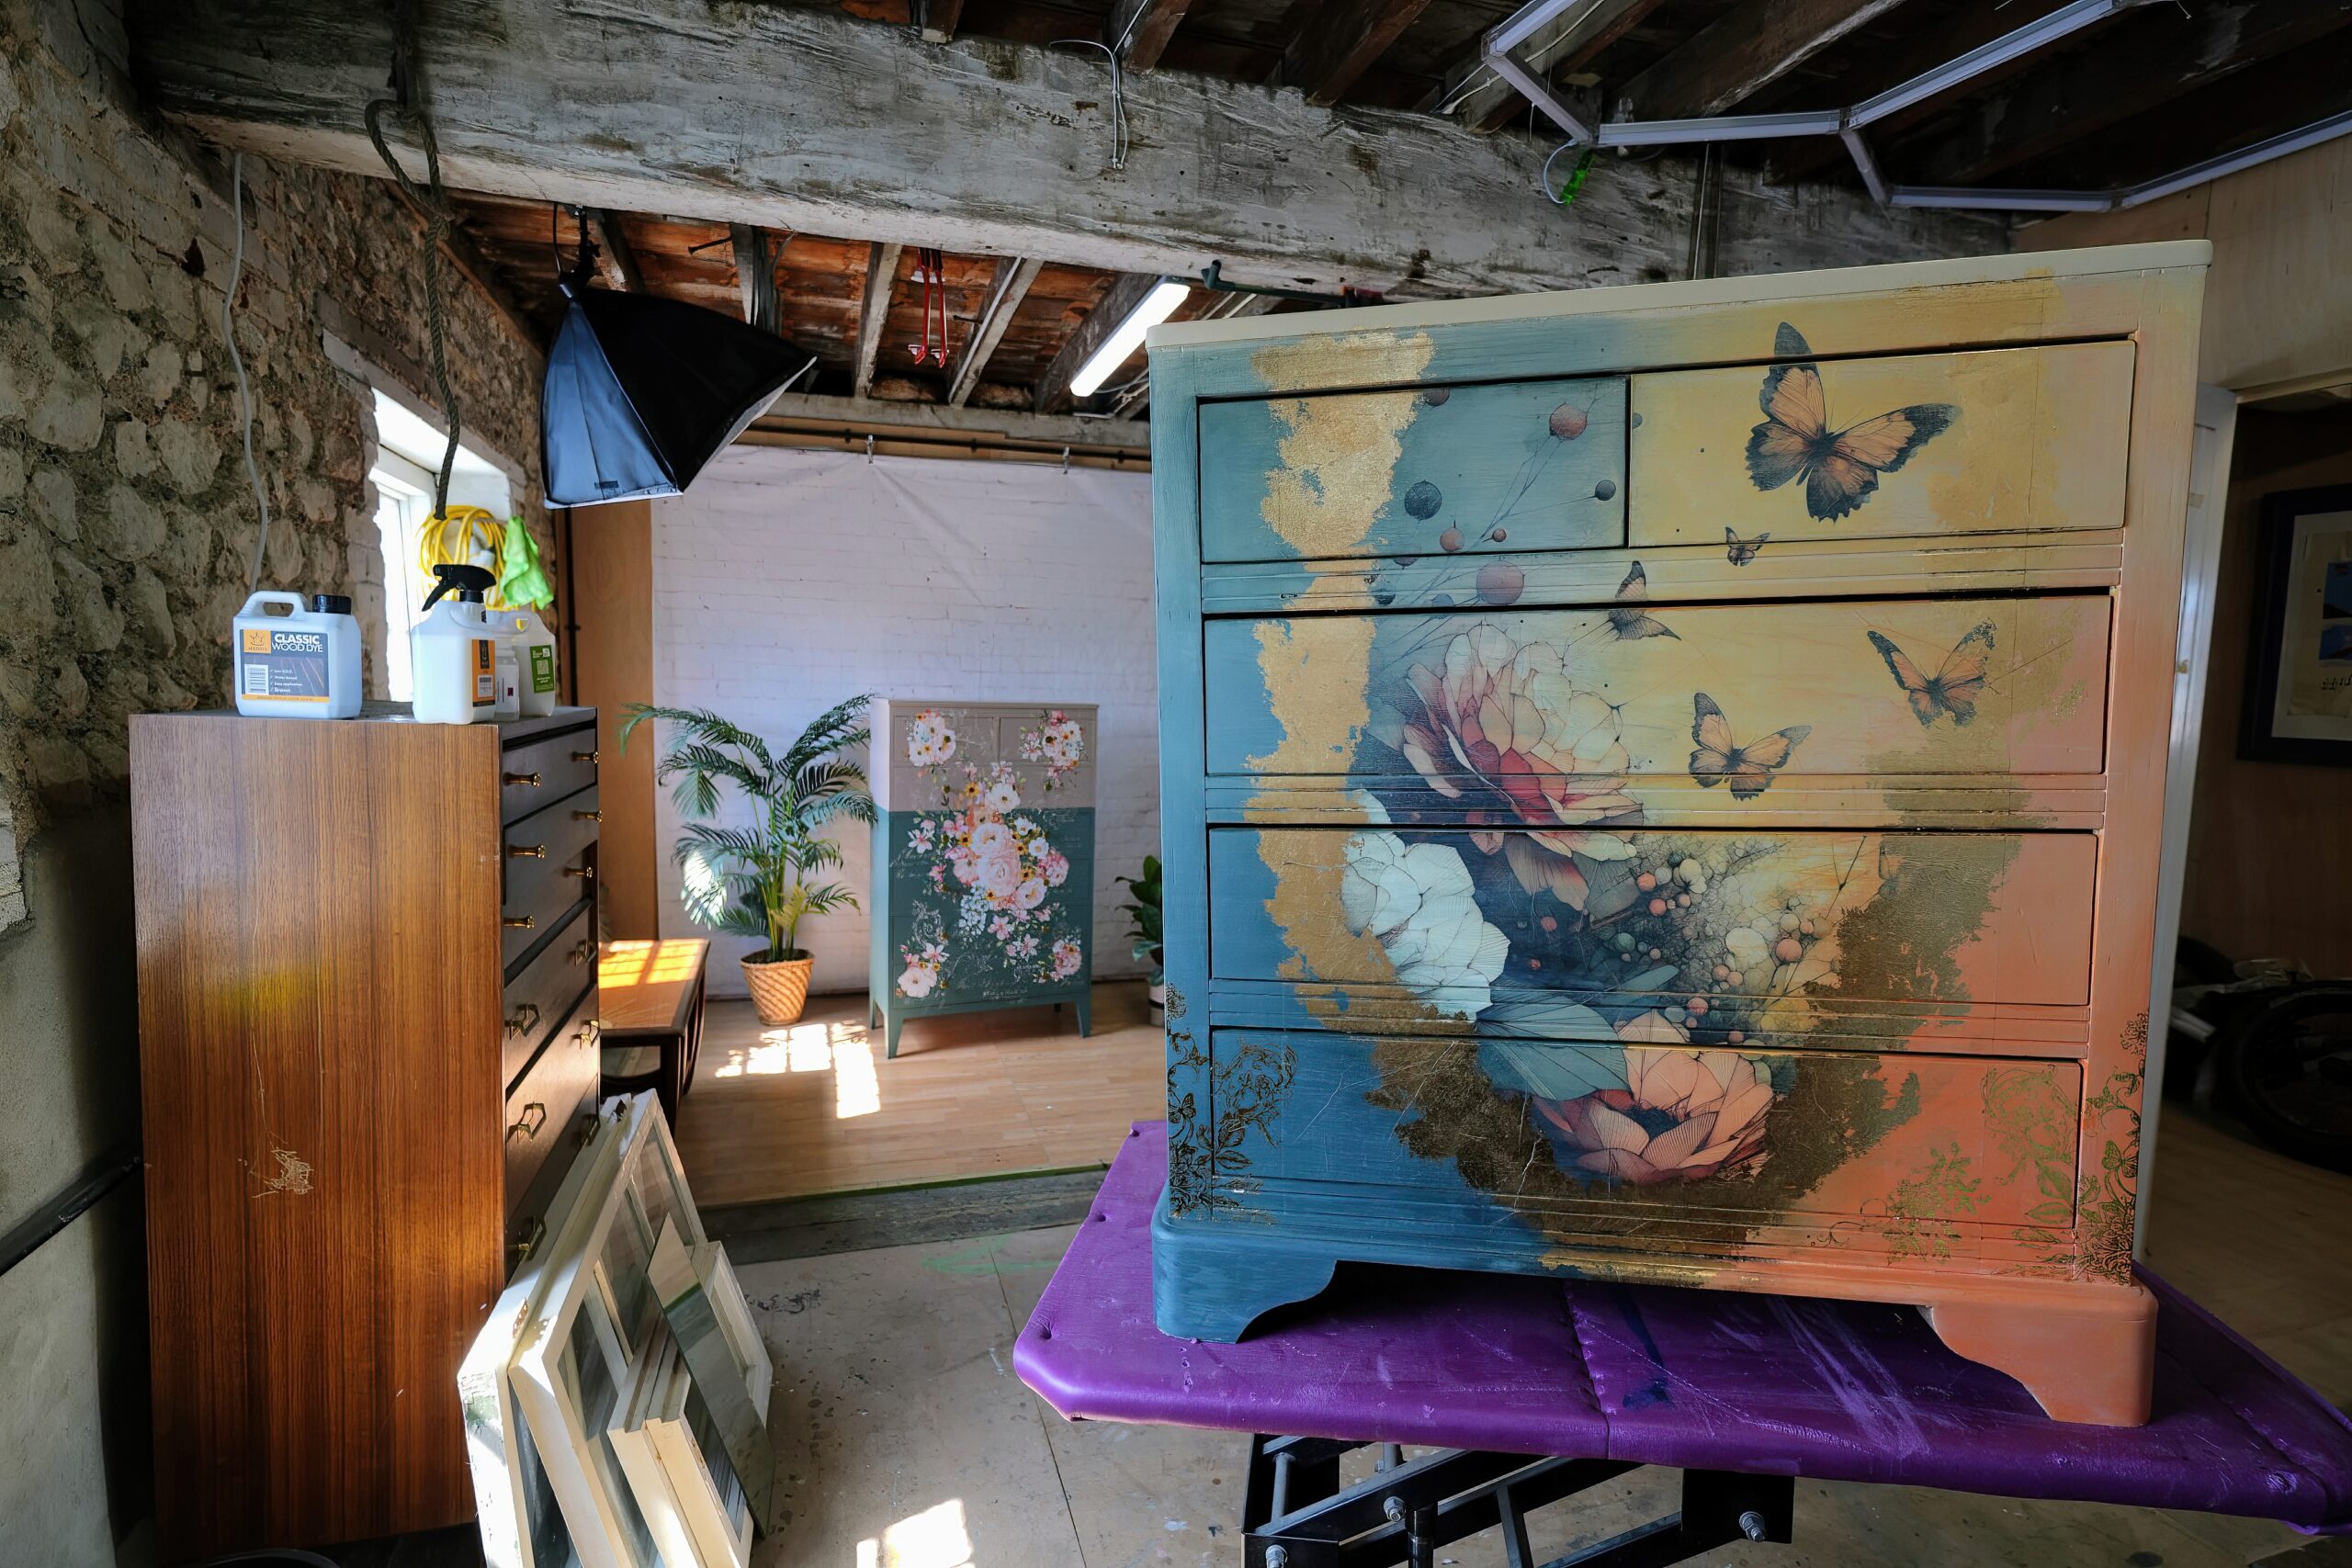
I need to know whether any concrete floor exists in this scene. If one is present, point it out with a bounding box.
[739,1107,2352,1568]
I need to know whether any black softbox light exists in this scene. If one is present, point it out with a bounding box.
[541,274,812,507]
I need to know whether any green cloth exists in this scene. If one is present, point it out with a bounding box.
[498,516,554,608]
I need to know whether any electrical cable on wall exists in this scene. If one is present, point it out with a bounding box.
[1540,141,1598,207]
[1048,39,1129,171]
[222,152,274,596]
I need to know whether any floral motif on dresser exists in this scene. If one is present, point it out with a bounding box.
[888,710,1090,1002]
[1020,709,1087,789]
[1390,625,1637,908]
[905,707,958,768]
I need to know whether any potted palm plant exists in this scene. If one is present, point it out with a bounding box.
[618,694,876,1026]
[1118,853,1165,1010]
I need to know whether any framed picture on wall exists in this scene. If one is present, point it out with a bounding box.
[2242,484,2352,764]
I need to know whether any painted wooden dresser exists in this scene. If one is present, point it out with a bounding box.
[130,705,605,1551]
[868,698,1097,1055]
[1147,243,2209,1427]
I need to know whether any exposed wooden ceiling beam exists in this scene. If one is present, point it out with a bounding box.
[586,208,643,291]
[1439,0,1666,137]
[1899,0,2352,187]
[946,255,1045,407]
[743,390,1151,467]
[1618,0,1913,120]
[854,241,903,400]
[730,223,782,333]
[1035,273,1159,416]
[1108,0,1195,71]
[131,0,1983,299]
[918,0,965,44]
[1281,0,1437,108]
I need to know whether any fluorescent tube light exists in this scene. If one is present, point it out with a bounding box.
[1069,279,1191,398]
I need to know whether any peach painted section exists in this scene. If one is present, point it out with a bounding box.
[1628,340,2136,546]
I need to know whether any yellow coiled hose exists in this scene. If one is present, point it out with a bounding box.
[415,505,515,610]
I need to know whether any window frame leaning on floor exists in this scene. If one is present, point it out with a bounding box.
[499,1094,713,1568]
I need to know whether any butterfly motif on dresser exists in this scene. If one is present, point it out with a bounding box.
[1867,621,1996,727]
[1747,323,1958,522]
[1607,561,1678,640]
[1724,528,1769,566]
[1689,694,1811,799]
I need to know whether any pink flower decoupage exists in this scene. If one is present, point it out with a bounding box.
[1377,624,1640,910]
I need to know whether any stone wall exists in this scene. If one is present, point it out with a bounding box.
[1,0,548,838]
[0,0,550,1558]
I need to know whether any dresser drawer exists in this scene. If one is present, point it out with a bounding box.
[1204,594,2111,791]
[500,722,599,825]
[503,989,602,1264]
[502,897,598,1089]
[1208,826,2097,1022]
[995,709,1096,807]
[1193,1026,2079,1258]
[502,784,599,971]
[1629,339,2132,547]
[1199,376,1626,563]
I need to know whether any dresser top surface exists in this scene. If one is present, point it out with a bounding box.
[1149,241,2211,355]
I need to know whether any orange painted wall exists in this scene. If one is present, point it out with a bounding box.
[565,500,661,940]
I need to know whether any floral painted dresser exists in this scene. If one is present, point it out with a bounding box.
[1146,243,2210,1426]
[869,699,1096,1055]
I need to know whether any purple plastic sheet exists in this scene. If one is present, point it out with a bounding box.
[1014,1123,2352,1534]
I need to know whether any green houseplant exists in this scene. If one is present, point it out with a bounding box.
[618,694,876,1025]
[1117,853,1165,1010]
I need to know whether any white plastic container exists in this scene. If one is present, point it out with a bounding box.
[508,609,559,718]
[233,591,363,719]
[411,565,499,726]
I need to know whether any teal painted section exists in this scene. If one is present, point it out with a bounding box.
[1197,376,1626,563]
[868,806,1094,1054]
[1152,353,1216,1216]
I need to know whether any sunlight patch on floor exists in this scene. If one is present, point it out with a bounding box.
[712,1017,883,1107]
[856,1497,974,1568]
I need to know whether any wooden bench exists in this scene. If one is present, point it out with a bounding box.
[599,938,709,1128]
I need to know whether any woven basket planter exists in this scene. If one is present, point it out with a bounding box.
[741,952,815,1026]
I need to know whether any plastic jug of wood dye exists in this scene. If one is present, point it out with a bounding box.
[232,591,363,718]
[411,564,500,726]
[507,608,559,718]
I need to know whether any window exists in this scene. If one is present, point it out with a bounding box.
[368,389,514,702]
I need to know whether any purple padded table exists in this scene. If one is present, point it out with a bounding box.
[1016,1122,2352,1552]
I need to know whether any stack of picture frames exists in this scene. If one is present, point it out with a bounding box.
[459,1093,780,1567]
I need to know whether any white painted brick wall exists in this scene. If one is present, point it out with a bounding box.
[650,444,1159,998]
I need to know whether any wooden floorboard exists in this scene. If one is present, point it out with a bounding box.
[671,979,1165,1207]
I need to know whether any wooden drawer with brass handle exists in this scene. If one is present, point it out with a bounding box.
[500,897,596,1089]
[503,988,602,1261]
[502,785,599,974]
[499,720,599,826]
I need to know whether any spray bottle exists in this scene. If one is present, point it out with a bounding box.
[412,563,499,725]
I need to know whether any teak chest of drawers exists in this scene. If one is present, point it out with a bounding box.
[1147,243,2210,1427]
[869,698,1097,1055]
[130,705,605,1553]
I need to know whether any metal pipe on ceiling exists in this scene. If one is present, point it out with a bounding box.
[1471,0,2352,217]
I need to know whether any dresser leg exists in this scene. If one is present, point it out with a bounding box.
[1921,1283,2158,1427]
[1074,990,1092,1038]
[1152,1203,1340,1342]
[886,1011,904,1059]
